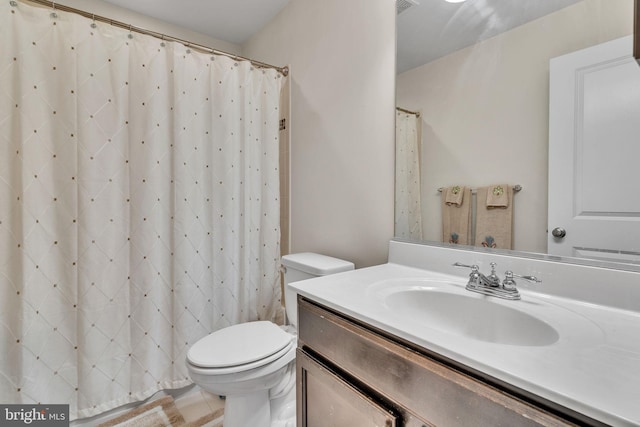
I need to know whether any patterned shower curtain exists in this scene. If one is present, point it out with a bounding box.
[0,1,284,419]
[395,110,422,240]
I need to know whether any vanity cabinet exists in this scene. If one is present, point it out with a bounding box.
[296,297,583,427]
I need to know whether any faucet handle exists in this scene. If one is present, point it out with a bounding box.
[453,262,479,272]
[510,271,541,283]
[454,262,481,286]
[503,271,541,291]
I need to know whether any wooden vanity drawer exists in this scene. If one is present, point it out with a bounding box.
[298,297,577,427]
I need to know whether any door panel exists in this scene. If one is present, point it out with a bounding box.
[548,36,640,262]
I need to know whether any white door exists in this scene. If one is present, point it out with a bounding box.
[548,36,640,263]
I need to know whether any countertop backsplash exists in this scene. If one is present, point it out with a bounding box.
[388,239,640,313]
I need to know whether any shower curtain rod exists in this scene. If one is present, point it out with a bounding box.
[17,0,289,77]
[396,107,420,117]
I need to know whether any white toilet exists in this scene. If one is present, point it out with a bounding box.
[186,253,354,427]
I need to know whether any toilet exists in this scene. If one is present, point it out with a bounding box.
[186,253,354,427]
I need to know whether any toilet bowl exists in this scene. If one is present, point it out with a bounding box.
[186,253,354,427]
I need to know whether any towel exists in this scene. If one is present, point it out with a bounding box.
[444,185,465,206]
[442,186,472,245]
[486,184,509,208]
[475,185,513,249]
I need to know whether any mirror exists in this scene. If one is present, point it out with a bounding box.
[636,0,640,61]
[395,0,638,266]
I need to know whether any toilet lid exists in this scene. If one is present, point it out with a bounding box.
[187,321,293,368]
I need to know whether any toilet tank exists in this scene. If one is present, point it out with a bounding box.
[281,253,354,326]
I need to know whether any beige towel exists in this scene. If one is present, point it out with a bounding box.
[486,184,509,208]
[442,187,472,245]
[475,185,513,249]
[444,185,465,206]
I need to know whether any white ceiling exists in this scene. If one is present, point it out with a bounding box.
[397,0,582,73]
[100,0,582,73]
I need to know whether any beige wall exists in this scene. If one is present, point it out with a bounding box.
[243,0,397,268]
[396,0,633,254]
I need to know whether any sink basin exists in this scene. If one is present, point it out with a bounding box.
[384,287,560,347]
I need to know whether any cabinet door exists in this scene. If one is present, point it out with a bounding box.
[297,349,397,427]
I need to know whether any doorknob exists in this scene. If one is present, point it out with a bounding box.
[551,227,566,238]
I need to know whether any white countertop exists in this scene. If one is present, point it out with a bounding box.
[289,262,640,427]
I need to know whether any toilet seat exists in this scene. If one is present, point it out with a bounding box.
[187,321,294,375]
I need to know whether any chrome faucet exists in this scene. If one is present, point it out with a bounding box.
[453,262,541,300]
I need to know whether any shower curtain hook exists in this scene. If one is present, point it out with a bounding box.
[50,1,58,19]
[128,24,133,39]
[186,43,191,54]
[160,34,166,47]
[90,14,97,28]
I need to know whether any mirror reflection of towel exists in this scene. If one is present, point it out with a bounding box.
[444,185,465,206]
[486,184,509,208]
[442,187,471,245]
[475,185,513,249]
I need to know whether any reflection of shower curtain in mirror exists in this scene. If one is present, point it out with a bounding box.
[395,110,422,239]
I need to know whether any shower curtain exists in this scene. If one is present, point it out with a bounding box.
[0,1,284,419]
[395,110,422,240]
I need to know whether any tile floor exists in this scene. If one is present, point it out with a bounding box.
[70,385,224,426]
[174,388,225,425]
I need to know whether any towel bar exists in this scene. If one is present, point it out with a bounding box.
[438,185,522,194]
